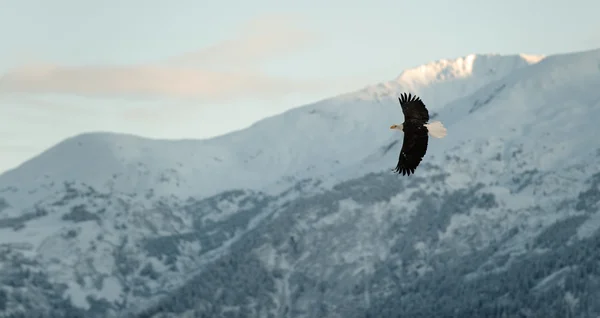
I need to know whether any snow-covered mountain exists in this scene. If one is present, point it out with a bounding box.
[0,48,599,318]
[0,52,544,205]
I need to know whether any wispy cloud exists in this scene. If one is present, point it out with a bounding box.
[0,15,323,102]
[170,14,318,70]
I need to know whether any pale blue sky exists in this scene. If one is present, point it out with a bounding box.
[0,0,598,173]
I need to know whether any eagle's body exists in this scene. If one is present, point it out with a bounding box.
[390,93,447,176]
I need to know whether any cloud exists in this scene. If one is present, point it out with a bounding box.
[0,65,322,101]
[170,14,318,70]
[0,15,323,102]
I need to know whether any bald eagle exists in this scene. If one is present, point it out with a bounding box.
[390,93,447,176]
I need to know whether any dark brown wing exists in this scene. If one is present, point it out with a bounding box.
[393,124,429,176]
[398,93,429,124]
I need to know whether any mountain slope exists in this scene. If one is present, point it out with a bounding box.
[0,48,599,318]
[136,48,600,317]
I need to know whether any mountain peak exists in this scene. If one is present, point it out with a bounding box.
[393,52,545,85]
[342,52,544,109]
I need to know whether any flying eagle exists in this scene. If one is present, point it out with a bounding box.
[390,93,447,176]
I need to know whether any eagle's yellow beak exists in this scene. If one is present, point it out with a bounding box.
[390,125,397,129]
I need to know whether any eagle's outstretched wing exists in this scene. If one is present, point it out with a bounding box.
[398,93,429,124]
[393,124,429,176]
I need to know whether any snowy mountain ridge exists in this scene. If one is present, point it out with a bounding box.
[343,52,543,105]
[0,48,599,317]
[0,52,544,207]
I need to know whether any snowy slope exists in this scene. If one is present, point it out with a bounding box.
[141,48,599,317]
[0,48,599,317]
[138,48,600,317]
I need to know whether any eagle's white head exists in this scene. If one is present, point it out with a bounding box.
[390,124,404,131]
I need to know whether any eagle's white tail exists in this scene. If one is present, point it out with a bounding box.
[424,121,447,138]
